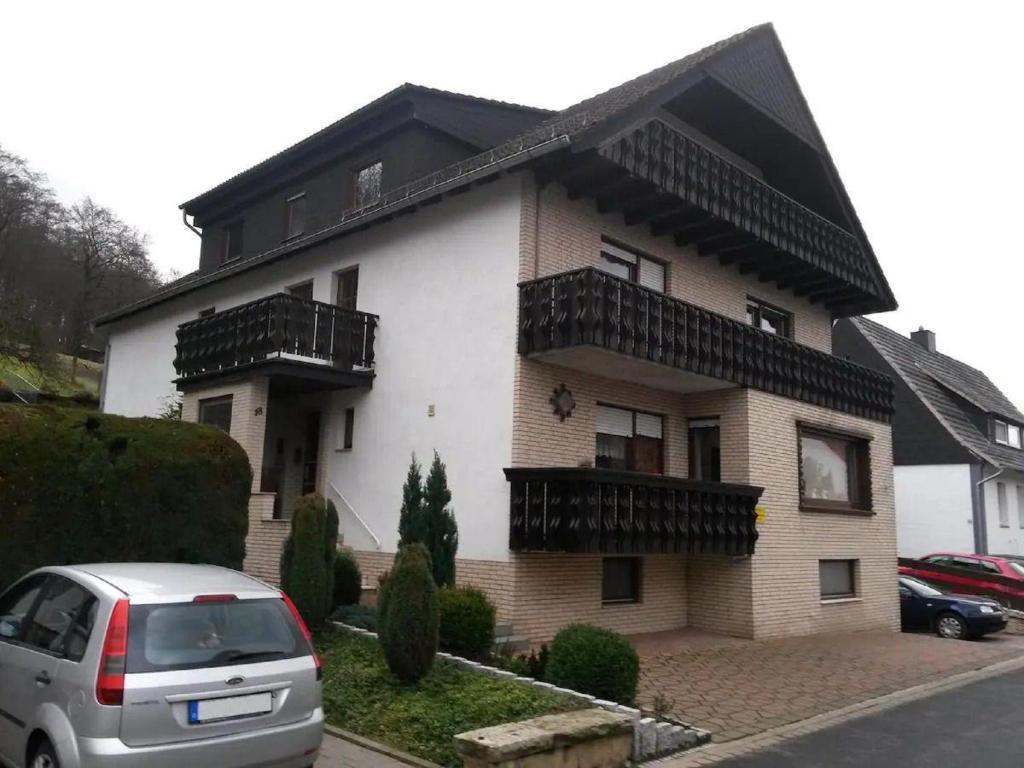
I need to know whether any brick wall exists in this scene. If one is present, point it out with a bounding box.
[244,493,289,584]
[526,182,833,353]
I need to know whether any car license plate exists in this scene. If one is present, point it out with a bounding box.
[188,692,273,724]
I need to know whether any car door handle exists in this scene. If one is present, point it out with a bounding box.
[35,671,51,686]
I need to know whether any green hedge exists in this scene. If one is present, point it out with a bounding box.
[0,405,251,590]
[546,624,639,704]
[334,548,363,608]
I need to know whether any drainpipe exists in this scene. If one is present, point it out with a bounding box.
[181,210,202,238]
[973,465,1006,554]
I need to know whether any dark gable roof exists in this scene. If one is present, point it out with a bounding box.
[98,23,890,325]
[852,317,1024,472]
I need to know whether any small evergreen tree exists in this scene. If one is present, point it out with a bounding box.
[282,495,331,629]
[398,454,423,545]
[421,451,458,587]
[379,543,439,684]
[323,499,340,614]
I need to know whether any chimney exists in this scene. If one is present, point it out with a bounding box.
[910,327,936,353]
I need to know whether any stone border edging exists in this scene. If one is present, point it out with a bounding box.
[330,620,709,761]
[324,724,442,768]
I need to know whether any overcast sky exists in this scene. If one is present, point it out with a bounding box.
[3,1,1022,405]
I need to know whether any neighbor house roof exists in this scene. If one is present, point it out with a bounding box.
[96,23,891,326]
[852,317,1024,472]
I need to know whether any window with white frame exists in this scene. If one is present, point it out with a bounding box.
[994,419,1022,449]
[997,482,1009,528]
[597,240,665,293]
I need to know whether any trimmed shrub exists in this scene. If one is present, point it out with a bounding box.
[546,624,640,704]
[333,548,363,608]
[0,405,250,591]
[438,586,495,661]
[282,495,331,630]
[324,500,339,613]
[332,603,377,631]
[378,543,438,684]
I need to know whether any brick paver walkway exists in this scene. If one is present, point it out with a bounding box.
[635,629,1024,743]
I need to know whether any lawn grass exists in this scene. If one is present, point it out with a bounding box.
[317,629,580,766]
[0,353,101,396]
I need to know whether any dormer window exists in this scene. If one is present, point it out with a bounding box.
[995,419,1022,449]
[354,161,382,208]
[221,221,243,263]
[285,193,307,239]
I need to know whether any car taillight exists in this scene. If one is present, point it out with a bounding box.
[282,592,322,681]
[97,598,130,705]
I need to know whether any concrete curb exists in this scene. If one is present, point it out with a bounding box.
[645,651,1024,766]
[324,725,441,767]
[330,621,709,761]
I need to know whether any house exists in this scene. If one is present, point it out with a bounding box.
[96,23,901,643]
[835,318,1024,558]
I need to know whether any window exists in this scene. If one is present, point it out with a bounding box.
[819,560,856,600]
[602,557,641,604]
[23,576,97,661]
[597,240,665,293]
[287,281,314,301]
[994,419,1021,448]
[341,407,355,451]
[285,193,307,239]
[746,297,792,338]
[798,426,870,512]
[688,418,721,482]
[336,267,359,311]
[221,221,243,263]
[198,395,233,433]
[997,482,1009,528]
[354,161,383,208]
[0,573,47,641]
[1018,486,1024,529]
[595,405,663,474]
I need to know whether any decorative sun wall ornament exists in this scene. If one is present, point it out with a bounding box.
[550,384,576,422]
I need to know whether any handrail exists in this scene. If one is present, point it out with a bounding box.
[327,480,381,551]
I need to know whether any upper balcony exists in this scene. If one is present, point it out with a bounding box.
[173,293,378,392]
[504,467,762,556]
[540,119,891,316]
[519,267,893,422]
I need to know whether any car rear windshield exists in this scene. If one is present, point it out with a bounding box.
[126,598,307,673]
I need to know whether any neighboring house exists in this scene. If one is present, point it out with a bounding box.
[834,318,1024,558]
[96,23,901,643]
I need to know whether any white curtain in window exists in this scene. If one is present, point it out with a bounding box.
[801,434,850,502]
[596,405,634,437]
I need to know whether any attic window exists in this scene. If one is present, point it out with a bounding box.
[354,161,382,208]
[285,193,307,239]
[995,419,1022,449]
[221,221,243,263]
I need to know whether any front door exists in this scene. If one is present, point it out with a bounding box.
[301,411,321,496]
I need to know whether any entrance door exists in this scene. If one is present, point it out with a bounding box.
[301,411,321,496]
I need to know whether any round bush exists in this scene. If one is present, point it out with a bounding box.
[438,586,495,661]
[334,548,363,607]
[546,624,639,704]
[379,543,438,684]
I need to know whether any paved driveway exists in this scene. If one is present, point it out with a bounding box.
[633,628,1024,743]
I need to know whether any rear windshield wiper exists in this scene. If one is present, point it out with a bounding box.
[221,650,288,663]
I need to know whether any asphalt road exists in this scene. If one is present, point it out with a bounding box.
[712,667,1024,768]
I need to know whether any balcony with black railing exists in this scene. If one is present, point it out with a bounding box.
[504,467,762,555]
[173,293,378,390]
[519,267,893,422]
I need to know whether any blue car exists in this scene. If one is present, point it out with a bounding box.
[899,575,1008,640]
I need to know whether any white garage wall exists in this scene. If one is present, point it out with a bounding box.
[983,471,1024,556]
[894,464,974,557]
[103,176,522,561]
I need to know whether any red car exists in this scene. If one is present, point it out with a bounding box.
[899,552,1024,608]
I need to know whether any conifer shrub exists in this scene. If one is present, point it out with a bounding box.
[282,494,331,629]
[378,543,439,684]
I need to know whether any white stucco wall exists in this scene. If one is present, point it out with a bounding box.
[983,470,1024,555]
[103,176,522,561]
[894,464,974,557]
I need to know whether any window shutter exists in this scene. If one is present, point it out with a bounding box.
[596,405,634,437]
[601,242,638,265]
[635,412,663,439]
[638,257,665,292]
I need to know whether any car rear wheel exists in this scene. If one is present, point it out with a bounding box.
[31,738,59,768]
[935,612,967,640]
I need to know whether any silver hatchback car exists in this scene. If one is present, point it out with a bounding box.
[0,563,323,768]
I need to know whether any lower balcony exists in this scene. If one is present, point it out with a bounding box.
[519,267,893,422]
[504,467,762,556]
[173,293,378,393]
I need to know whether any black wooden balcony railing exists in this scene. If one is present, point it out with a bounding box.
[504,467,762,555]
[597,119,879,301]
[519,268,894,422]
[174,293,378,379]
